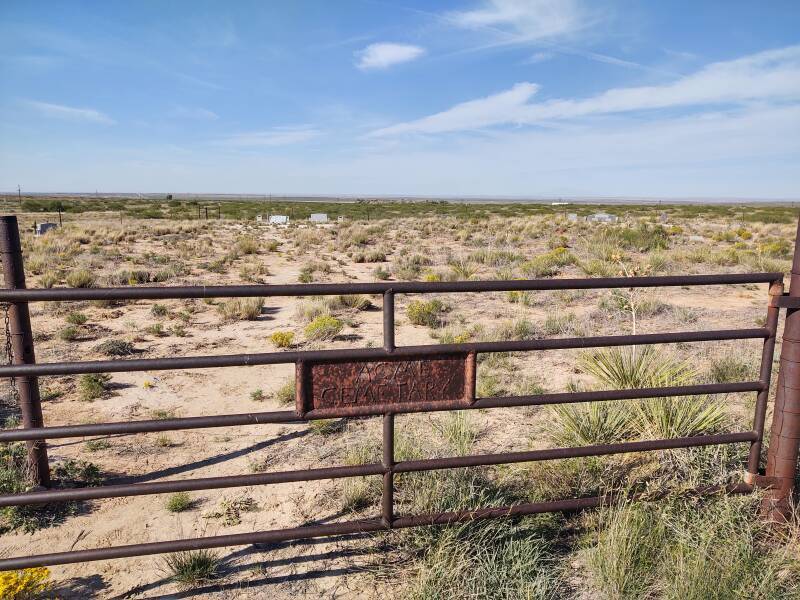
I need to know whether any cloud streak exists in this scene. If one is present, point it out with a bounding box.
[356,43,425,70]
[216,126,321,147]
[26,100,115,124]
[450,0,591,41]
[370,46,800,136]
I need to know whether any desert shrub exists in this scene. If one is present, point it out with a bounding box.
[78,373,111,401]
[39,271,59,288]
[353,249,386,263]
[304,315,343,340]
[269,331,294,348]
[587,495,800,599]
[580,258,616,277]
[758,238,792,258]
[65,268,95,288]
[238,262,270,282]
[521,248,576,277]
[217,297,263,321]
[146,323,167,337]
[406,299,448,328]
[393,254,433,280]
[58,325,79,342]
[614,223,669,251]
[542,312,585,337]
[337,294,373,310]
[373,266,391,280]
[265,239,280,252]
[709,354,755,383]
[162,549,221,587]
[235,235,259,254]
[309,418,344,436]
[171,324,187,337]
[0,567,51,599]
[250,389,265,402]
[165,492,193,513]
[65,312,88,325]
[298,265,315,283]
[448,257,477,280]
[490,318,538,341]
[634,396,728,440]
[94,339,135,356]
[84,439,111,452]
[340,443,381,511]
[150,304,168,318]
[506,290,538,306]
[273,379,296,405]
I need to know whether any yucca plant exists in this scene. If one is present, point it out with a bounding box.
[550,402,634,447]
[579,346,696,390]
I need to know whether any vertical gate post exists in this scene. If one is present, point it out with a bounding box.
[0,215,50,487]
[763,213,800,520]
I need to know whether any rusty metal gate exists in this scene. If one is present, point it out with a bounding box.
[0,214,798,571]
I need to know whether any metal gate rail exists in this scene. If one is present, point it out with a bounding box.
[0,213,788,570]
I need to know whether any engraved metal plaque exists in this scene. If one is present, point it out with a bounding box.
[296,352,475,418]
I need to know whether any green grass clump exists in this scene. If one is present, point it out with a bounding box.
[65,312,88,325]
[235,235,259,255]
[304,315,343,340]
[94,339,135,356]
[165,492,193,513]
[273,379,296,405]
[406,299,448,328]
[521,248,577,277]
[59,325,80,341]
[150,303,168,318]
[162,549,221,587]
[309,419,344,436]
[340,444,381,511]
[709,354,755,383]
[587,495,800,599]
[217,297,264,321]
[78,373,111,401]
[65,268,96,288]
[250,389,265,402]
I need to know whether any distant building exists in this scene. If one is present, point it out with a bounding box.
[269,215,289,226]
[567,213,578,222]
[35,222,58,236]
[309,213,328,223]
[587,212,619,224]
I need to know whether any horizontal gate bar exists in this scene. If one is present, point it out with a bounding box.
[0,463,386,507]
[0,272,782,302]
[0,328,769,378]
[0,381,761,442]
[0,483,753,570]
[0,431,755,507]
[394,431,757,473]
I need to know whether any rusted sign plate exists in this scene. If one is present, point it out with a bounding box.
[296,352,475,418]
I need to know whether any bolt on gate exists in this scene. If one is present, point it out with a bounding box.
[0,213,799,571]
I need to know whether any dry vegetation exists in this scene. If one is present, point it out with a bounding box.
[0,201,798,598]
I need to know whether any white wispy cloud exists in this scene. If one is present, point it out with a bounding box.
[450,0,590,41]
[370,45,800,136]
[170,106,219,120]
[525,51,555,64]
[217,126,321,147]
[356,43,425,70]
[26,100,115,124]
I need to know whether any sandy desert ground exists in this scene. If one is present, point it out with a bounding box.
[1,206,798,598]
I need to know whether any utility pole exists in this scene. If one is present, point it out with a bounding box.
[17,185,21,206]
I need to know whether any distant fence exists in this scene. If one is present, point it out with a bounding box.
[0,214,798,570]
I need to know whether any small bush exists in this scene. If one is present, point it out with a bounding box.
[59,325,80,342]
[65,268,95,288]
[78,373,111,401]
[250,389,265,402]
[273,379,296,405]
[94,339,135,356]
[0,567,51,599]
[269,331,294,348]
[373,266,391,280]
[406,299,448,328]
[84,439,111,452]
[337,294,372,310]
[66,312,88,325]
[145,323,166,337]
[150,303,168,318]
[709,354,755,383]
[162,549,221,588]
[304,315,343,340]
[217,297,264,321]
[236,235,259,255]
[165,492,193,513]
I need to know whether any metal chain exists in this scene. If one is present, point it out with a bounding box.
[1,302,18,404]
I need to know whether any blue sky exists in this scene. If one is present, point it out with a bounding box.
[1,0,799,198]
